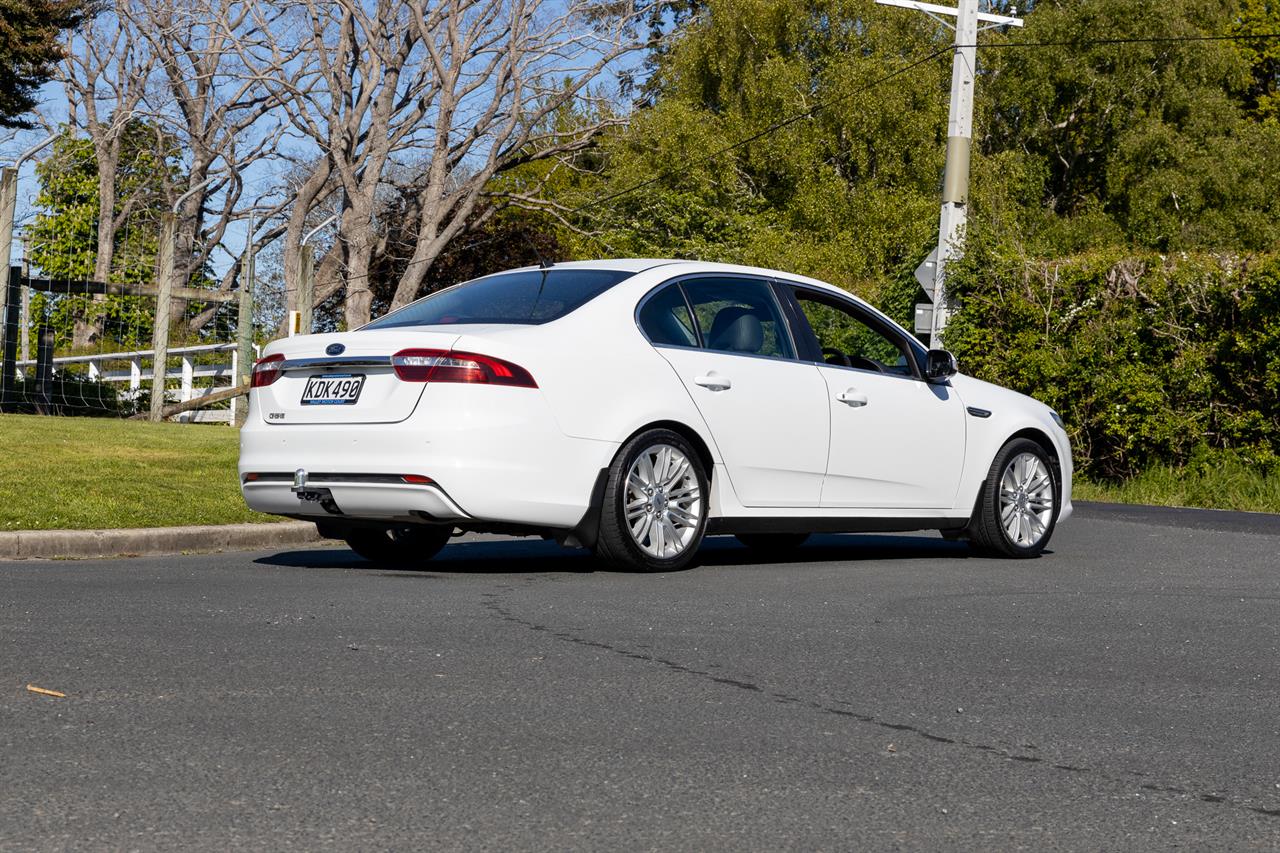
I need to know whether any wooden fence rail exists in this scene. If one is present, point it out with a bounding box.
[13,341,259,423]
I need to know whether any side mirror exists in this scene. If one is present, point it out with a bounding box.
[924,349,958,381]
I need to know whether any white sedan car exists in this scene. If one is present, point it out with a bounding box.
[240,260,1071,571]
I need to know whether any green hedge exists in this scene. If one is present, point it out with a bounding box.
[945,248,1280,480]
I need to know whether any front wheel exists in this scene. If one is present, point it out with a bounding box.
[593,429,709,572]
[967,439,1059,558]
[345,525,453,566]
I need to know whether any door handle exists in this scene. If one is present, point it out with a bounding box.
[693,373,732,391]
[836,389,868,407]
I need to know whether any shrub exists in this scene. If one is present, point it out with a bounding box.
[944,247,1280,480]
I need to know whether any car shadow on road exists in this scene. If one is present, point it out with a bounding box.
[254,532,979,574]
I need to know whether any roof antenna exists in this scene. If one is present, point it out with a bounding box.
[507,216,554,270]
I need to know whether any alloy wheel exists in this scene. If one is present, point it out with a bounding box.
[624,443,703,559]
[999,451,1055,548]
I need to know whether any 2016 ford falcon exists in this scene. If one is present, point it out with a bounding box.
[240,260,1071,571]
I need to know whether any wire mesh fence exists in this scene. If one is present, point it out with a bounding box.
[0,221,255,422]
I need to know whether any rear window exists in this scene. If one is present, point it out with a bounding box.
[363,268,636,329]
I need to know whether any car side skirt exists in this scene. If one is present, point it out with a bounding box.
[706,516,971,535]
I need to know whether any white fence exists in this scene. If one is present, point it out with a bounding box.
[15,342,259,423]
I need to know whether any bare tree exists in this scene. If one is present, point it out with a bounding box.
[386,0,642,316]
[122,0,294,332]
[250,0,648,328]
[52,5,157,345]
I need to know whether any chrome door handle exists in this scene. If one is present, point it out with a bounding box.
[836,390,868,407]
[693,373,732,391]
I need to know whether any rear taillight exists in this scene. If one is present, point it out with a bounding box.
[391,348,536,388]
[251,353,285,388]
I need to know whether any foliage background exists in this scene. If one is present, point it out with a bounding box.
[541,0,1280,483]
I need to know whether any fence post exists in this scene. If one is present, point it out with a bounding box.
[237,226,255,379]
[298,242,314,336]
[236,262,254,386]
[149,212,176,421]
[179,354,194,422]
[33,322,52,415]
[229,347,239,424]
[0,167,17,411]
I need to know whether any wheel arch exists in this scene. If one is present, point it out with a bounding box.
[568,419,717,553]
[618,419,716,483]
[1005,427,1063,492]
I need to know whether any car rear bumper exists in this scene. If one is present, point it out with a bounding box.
[242,477,472,524]
[239,384,619,529]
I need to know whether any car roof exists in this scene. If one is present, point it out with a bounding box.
[504,259,679,274]
[507,259,851,297]
[492,258,893,327]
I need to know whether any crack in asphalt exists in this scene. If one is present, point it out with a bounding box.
[480,586,1280,823]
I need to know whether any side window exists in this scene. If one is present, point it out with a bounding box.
[794,290,915,377]
[682,277,795,360]
[637,284,698,347]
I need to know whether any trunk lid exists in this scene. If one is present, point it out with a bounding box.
[256,329,460,425]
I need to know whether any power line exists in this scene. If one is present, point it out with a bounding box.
[572,31,1280,219]
[983,32,1280,49]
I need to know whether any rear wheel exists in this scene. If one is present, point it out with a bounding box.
[345,525,453,566]
[735,532,810,553]
[594,429,709,572]
[968,438,1058,558]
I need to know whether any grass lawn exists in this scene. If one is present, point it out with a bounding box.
[0,414,279,530]
[1074,457,1280,515]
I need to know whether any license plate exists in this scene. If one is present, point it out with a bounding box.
[301,373,365,405]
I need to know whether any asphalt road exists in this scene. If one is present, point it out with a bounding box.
[3,504,1279,851]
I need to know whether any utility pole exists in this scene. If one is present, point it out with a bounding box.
[876,0,1022,348]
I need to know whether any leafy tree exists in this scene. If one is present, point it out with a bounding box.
[539,0,1280,481]
[1232,0,1280,121]
[0,0,89,128]
[568,0,955,308]
[26,121,182,351]
[976,0,1280,252]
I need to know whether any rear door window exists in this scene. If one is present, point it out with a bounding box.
[680,277,795,360]
[364,268,635,329]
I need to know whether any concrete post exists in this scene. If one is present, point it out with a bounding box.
[20,236,29,369]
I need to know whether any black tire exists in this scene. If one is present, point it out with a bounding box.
[735,532,810,552]
[344,525,453,566]
[593,428,710,572]
[967,438,1059,558]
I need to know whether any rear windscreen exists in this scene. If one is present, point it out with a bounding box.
[363,268,636,329]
